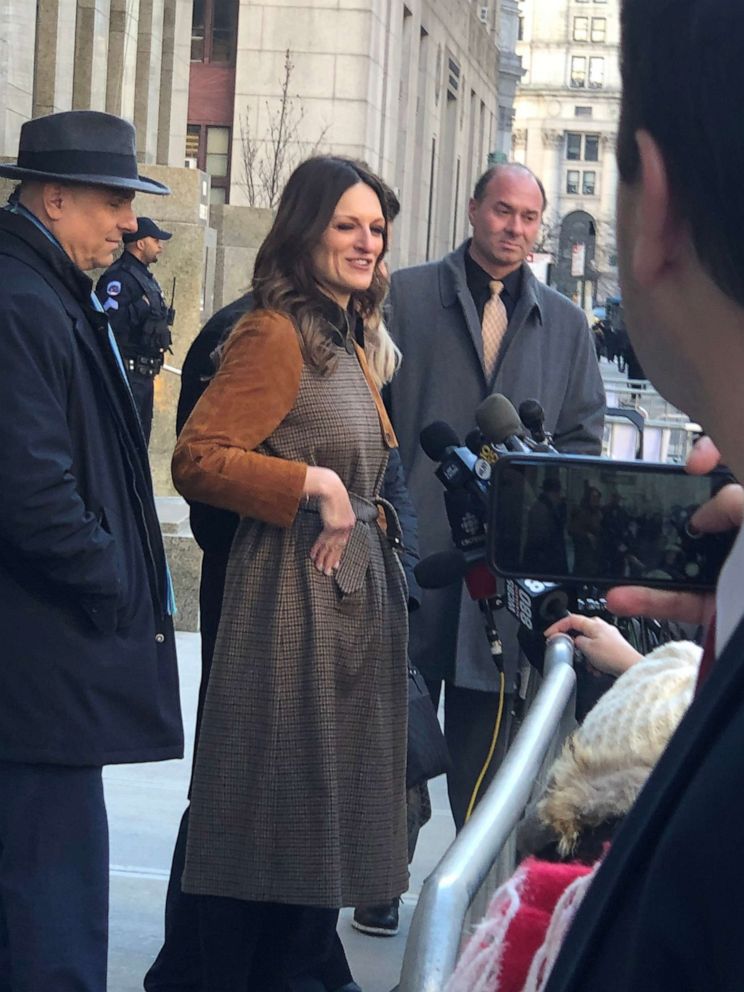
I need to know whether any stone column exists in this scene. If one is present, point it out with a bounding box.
[157,0,191,166]
[134,0,165,163]
[599,131,617,224]
[511,126,527,164]
[541,127,564,231]
[73,0,111,112]
[597,131,619,290]
[0,0,38,156]
[106,0,140,120]
[33,0,77,117]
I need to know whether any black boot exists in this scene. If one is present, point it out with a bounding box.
[350,900,399,937]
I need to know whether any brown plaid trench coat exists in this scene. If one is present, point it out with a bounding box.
[172,309,409,907]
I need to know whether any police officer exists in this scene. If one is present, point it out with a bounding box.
[96,216,175,442]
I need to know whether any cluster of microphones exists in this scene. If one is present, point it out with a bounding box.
[419,394,554,496]
[413,395,572,645]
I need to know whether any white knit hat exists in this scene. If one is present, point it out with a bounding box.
[538,640,700,856]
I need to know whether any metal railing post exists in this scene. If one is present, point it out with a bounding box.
[398,635,576,992]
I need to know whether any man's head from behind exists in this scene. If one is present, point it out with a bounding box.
[467,164,546,279]
[616,0,744,428]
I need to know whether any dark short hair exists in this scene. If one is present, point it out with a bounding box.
[618,0,744,306]
[383,184,401,222]
[472,163,547,212]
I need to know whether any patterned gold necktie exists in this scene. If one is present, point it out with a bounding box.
[481,279,508,381]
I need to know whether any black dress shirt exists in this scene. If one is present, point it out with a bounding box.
[464,245,523,325]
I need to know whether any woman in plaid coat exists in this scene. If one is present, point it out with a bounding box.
[172,157,409,988]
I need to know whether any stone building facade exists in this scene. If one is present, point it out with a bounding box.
[513,0,621,304]
[0,0,192,168]
[187,0,521,268]
[0,0,520,498]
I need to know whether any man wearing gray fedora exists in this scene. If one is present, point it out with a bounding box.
[0,111,183,990]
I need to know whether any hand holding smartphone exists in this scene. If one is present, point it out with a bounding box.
[488,450,737,592]
[606,438,744,623]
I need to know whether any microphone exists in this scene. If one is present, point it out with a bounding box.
[414,550,468,589]
[465,428,486,456]
[419,420,487,497]
[414,549,499,601]
[465,428,496,481]
[420,421,460,461]
[476,394,532,452]
[519,399,548,444]
[504,578,570,632]
[444,489,486,551]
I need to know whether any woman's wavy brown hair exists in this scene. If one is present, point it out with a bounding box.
[251,156,390,376]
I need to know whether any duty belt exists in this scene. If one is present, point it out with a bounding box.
[126,355,163,379]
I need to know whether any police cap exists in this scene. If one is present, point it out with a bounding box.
[123,217,173,243]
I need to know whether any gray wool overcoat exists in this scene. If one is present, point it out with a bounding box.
[387,242,606,691]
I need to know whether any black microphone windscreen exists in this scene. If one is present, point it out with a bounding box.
[414,550,469,589]
[476,394,524,445]
[519,399,545,432]
[420,421,460,461]
[465,429,484,456]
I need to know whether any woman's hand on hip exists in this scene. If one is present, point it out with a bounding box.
[304,467,356,576]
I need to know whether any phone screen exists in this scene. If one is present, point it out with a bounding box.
[487,454,735,590]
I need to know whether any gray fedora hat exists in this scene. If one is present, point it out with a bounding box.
[0,110,170,195]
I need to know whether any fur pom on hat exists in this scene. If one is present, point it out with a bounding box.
[537,640,700,857]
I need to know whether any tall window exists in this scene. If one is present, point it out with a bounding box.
[566,132,582,160]
[573,16,589,41]
[185,126,200,166]
[184,124,232,203]
[571,56,587,87]
[589,57,605,88]
[566,169,598,196]
[591,17,606,42]
[566,132,600,161]
[191,0,238,64]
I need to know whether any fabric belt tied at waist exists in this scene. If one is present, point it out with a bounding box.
[301,491,402,595]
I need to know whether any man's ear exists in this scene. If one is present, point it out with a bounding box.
[42,183,67,220]
[630,130,684,288]
[467,197,477,227]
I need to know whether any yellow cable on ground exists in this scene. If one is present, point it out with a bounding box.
[464,669,505,823]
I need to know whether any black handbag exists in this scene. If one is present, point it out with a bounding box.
[407,663,450,789]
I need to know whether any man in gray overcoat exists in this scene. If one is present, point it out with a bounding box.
[387,163,605,829]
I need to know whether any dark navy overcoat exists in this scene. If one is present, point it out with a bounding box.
[0,210,183,766]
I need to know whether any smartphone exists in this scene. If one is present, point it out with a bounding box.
[487,453,736,590]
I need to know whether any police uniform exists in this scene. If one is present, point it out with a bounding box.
[95,218,174,443]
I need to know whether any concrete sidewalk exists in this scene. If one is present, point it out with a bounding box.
[105,632,455,992]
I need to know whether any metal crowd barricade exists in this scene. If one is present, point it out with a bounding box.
[601,373,701,464]
[398,635,576,992]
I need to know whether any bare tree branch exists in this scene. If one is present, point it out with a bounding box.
[238,49,331,209]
